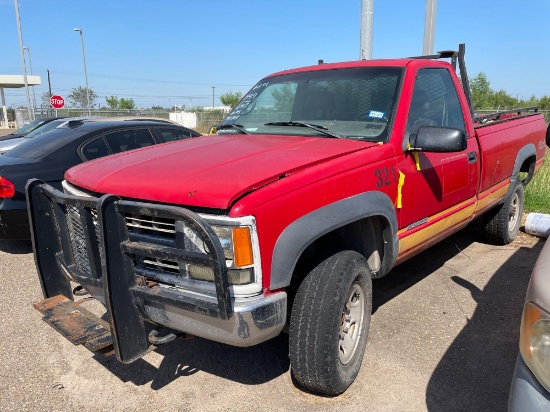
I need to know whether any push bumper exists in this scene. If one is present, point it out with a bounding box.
[27,180,286,363]
[508,355,550,411]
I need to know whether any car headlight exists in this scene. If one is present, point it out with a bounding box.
[186,224,255,285]
[520,301,550,391]
[211,226,253,267]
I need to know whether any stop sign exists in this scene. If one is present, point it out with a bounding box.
[50,95,65,109]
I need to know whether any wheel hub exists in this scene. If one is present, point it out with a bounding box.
[339,282,365,364]
[508,192,519,233]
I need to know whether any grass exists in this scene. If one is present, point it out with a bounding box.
[525,150,550,213]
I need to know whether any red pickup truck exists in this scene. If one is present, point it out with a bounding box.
[28,45,547,395]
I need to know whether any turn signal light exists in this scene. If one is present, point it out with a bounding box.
[232,227,253,267]
[0,177,15,198]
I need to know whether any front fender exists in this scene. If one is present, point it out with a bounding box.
[270,191,399,290]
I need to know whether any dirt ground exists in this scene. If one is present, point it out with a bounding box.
[0,220,545,411]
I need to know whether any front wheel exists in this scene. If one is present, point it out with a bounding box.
[483,179,524,244]
[289,251,372,395]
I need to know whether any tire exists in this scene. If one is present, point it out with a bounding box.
[483,179,524,244]
[289,251,372,395]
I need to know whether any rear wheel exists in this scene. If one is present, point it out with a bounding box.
[289,251,372,395]
[483,180,524,244]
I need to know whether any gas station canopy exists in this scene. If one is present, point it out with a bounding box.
[0,74,41,88]
[0,74,42,128]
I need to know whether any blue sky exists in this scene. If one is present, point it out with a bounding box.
[1,0,548,109]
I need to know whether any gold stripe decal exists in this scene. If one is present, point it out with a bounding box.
[398,202,476,258]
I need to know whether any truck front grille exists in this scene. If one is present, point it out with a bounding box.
[124,214,176,240]
[65,205,92,275]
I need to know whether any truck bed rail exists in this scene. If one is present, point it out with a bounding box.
[474,107,540,125]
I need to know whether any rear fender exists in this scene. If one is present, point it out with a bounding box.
[507,144,536,193]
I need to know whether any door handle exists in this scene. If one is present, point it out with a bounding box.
[468,151,477,163]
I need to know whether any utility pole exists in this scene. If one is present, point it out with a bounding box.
[212,87,215,109]
[360,0,374,60]
[422,0,438,55]
[14,0,33,121]
[47,69,52,97]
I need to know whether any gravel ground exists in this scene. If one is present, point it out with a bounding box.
[0,222,545,412]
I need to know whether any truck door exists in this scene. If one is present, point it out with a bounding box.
[396,68,480,260]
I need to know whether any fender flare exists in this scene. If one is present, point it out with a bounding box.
[269,191,399,290]
[506,143,536,197]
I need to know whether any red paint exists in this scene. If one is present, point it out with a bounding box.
[49,95,65,109]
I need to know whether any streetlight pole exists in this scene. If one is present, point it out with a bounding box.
[14,0,33,121]
[23,47,37,113]
[74,28,90,116]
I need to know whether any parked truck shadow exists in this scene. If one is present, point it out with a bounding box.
[425,238,544,411]
[91,332,290,388]
[372,224,480,313]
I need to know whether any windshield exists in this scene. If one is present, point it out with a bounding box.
[221,67,403,141]
[11,119,44,135]
[5,128,85,160]
[24,119,66,139]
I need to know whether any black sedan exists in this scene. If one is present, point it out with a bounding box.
[0,119,200,239]
[0,117,65,142]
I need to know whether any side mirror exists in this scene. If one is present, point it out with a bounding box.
[409,126,466,153]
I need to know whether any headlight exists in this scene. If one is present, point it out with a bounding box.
[211,225,253,267]
[520,301,550,391]
[186,224,255,285]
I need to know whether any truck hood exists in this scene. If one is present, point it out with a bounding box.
[66,134,373,209]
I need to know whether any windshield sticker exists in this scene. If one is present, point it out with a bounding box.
[368,110,385,119]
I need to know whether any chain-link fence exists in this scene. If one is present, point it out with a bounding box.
[12,108,227,134]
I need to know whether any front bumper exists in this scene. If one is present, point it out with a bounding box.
[509,355,550,411]
[27,180,286,363]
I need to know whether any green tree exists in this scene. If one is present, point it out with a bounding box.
[220,91,243,109]
[470,72,492,109]
[120,98,136,110]
[538,96,550,110]
[489,89,516,110]
[105,95,119,109]
[68,86,97,108]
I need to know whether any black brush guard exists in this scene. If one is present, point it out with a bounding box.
[26,179,232,363]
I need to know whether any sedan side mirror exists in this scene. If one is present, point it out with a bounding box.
[409,126,466,153]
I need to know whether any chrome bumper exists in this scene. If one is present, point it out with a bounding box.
[144,291,287,347]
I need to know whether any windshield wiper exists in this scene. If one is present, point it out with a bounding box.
[264,121,344,139]
[215,124,249,134]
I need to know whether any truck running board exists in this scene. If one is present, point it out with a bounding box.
[33,295,113,352]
